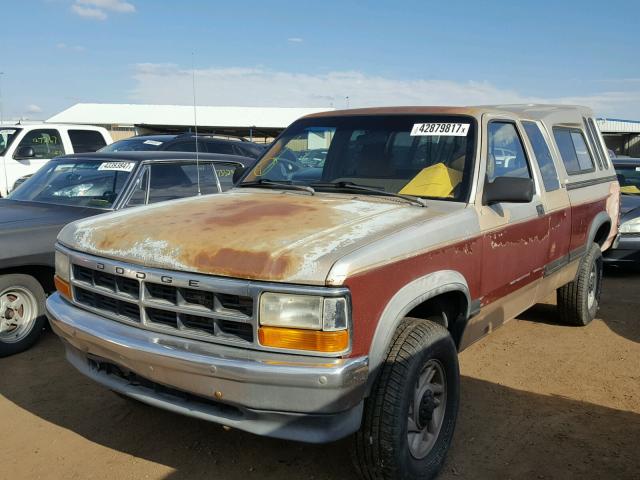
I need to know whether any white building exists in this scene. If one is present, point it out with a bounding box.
[47,103,333,142]
[597,118,640,157]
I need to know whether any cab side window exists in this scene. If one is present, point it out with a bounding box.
[15,129,65,158]
[487,122,531,182]
[69,130,107,153]
[125,163,221,207]
[522,121,560,192]
[126,167,149,207]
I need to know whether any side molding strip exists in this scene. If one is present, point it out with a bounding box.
[566,175,617,191]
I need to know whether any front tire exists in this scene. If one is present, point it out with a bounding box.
[352,317,460,480]
[0,274,47,357]
[557,242,603,326]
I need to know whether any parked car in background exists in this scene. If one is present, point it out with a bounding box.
[0,123,112,197]
[604,156,640,266]
[297,148,328,167]
[47,105,618,480]
[101,133,266,159]
[0,151,253,357]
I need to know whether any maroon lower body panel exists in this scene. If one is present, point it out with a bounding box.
[343,198,607,358]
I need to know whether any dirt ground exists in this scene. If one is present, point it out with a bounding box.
[1,268,638,480]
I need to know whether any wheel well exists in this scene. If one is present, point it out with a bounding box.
[593,221,611,247]
[405,291,468,349]
[0,266,55,294]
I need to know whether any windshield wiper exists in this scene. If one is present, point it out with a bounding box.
[311,181,427,207]
[238,179,315,195]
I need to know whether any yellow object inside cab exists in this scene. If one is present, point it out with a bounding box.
[399,163,462,198]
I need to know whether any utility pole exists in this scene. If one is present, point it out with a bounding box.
[0,72,4,126]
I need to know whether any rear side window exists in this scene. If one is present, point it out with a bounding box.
[69,130,107,153]
[553,128,595,175]
[205,141,235,155]
[522,121,560,192]
[586,118,609,169]
[164,141,197,152]
[487,122,531,182]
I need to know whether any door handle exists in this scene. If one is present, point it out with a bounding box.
[536,204,545,216]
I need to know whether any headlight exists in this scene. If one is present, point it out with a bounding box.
[258,292,350,353]
[54,250,72,299]
[260,293,324,329]
[620,217,640,234]
[55,250,70,282]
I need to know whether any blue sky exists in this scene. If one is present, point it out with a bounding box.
[3,0,640,120]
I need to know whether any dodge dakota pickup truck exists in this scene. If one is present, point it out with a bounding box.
[47,105,619,480]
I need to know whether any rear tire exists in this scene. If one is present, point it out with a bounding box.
[0,274,47,357]
[352,317,459,480]
[557,242,603,326]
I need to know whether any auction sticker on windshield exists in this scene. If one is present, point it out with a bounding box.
[410,123,469,136]
[98,161,135,172]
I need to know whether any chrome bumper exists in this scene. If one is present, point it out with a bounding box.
[47,292,368,443]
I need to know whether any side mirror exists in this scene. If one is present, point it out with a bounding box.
[232,166,247,184]
[15,146,35,159]
[483,177,534,205]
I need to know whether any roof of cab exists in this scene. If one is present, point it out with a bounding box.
[302,104,596,125]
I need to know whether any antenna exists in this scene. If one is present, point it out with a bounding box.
[0,72,7,196]
[191,55,222,194]
[191,54,202,196]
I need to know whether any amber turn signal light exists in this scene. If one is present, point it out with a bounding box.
[258,326,349,353]
[54,275,72,300]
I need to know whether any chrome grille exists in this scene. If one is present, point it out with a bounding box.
[70,261,255,345]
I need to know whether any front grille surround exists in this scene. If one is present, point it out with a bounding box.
[60,246,351,356]
[71,263,255,346]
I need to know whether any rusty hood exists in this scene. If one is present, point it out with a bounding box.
[58,189,437,285]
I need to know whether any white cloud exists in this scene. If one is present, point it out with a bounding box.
[129,63,640,118]
[287,37,303,43]
[26,104,43,114]
[71,4,107,20]
[71,0,135,20]
[56,42,86,52]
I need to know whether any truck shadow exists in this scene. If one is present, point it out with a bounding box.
[0,334,638,479]
[519,269,639,344]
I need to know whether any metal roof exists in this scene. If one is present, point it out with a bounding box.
[47,103,333,129]
[597,118,640,133]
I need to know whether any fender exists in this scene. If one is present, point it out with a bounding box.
[587,211,612,248]
[365,270,470,392]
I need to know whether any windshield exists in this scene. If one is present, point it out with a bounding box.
[100,137,168,152]
[616,165,640,195]
[242,115,476,201]
[0,128,22,155]
[8,159,134,208]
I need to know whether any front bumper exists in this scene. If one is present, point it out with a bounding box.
[46,293,368,443]
[603,234,640,264]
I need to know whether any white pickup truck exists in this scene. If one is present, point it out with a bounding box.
[0,123,112,196]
